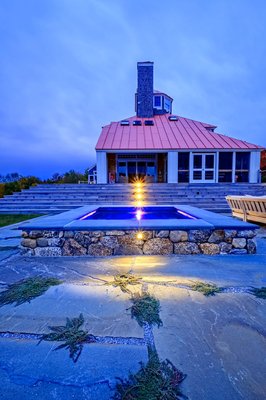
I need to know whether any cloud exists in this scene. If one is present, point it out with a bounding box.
[0,0,265,177]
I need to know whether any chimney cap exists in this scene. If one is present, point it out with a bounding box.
[137,61,154,67]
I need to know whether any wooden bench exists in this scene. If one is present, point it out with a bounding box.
[226,195,266,224]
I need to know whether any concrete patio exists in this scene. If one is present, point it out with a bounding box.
[0,222,265,399]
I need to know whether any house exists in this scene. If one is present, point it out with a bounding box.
[95,62,263,184]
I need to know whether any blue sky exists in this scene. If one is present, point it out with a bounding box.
[0,0,266,178]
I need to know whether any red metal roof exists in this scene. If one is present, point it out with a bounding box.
[95,114,263,151]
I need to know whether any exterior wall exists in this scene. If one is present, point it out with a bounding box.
[249,151,261,183]
[96,151,107,184]
[21,228,257,256]
[167,152,178,183]
[96,150,261,184]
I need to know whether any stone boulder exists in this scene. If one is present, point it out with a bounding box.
[219,242,232,254]
[141,231,153,240]
[28,231,43,239]
[62,239,87,256]
[88,243,112,256]
[188,230,211,243]
[232,238,246,249]
[21,238,37,249]
[155,230,169,238]
[34,247,62,256]
[64,231,74,238]
[89,231,104,238]
[174,242,200,255]
[117,233,144,246]
[42,231,59,238]
[100,235,118,249]
[224,230,237,238]
[199,243,220,255]
[224,230,237,243]
[208,230,225,243]
[143,238,173,255]
[237,230,257,238]
[247,239,256,254]
[36,238,49,247]
[170,230,188,242]
[48,237,64,247]
[74,232,92,247]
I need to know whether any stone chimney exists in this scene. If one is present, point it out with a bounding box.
[136,61,154,118]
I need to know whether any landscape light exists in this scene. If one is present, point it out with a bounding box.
[136,209,143,221]
[136,231,143,240]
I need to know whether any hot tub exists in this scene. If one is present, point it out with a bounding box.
[19,204,258,256]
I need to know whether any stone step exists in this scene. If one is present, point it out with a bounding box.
[0,183,265,215]
[2,191,262,198]
[0,200,229,206]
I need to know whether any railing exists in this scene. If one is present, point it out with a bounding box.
[78,172,97,185]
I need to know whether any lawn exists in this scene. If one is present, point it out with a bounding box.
[0,214,42,228]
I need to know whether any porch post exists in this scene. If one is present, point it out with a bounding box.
[215,152,219,183]
[96,151,107,184]
[249,151,261,183]
[232,151,236,183]
[167,152,178,183]
[189,152,193,183]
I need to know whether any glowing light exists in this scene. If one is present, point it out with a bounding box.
[136,209,143,221]
[79,210,97,220]
[136,231,143,240]
[177,210,197,220]
[136,193,142,200]
[132,177,145,187]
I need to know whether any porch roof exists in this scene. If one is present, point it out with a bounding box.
[95,114,263,151]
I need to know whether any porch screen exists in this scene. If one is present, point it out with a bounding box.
[235,152,250,182]
[218,152,233,182]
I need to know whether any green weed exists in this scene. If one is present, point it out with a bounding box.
[189,281,221,296]
[113,350,187,400]
[130,293,162,328]
[40,313,95,363]
[248,287,266,299]
[105,273,143,294]
[0,276,62,306]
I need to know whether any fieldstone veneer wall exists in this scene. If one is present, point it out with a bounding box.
[21,229,257,256]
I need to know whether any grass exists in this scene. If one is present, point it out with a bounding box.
[0,276,62,307]
[113,350,187,400]
[130,293,162,328]
[189,281,221,296]
[105,273,143,294]
[0,214,42,228]
[40,313,95,363]
[248,287,266,299]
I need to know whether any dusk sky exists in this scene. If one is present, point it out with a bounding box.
[1,0,266,178]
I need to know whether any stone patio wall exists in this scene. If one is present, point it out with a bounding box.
[20,229,257,256]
